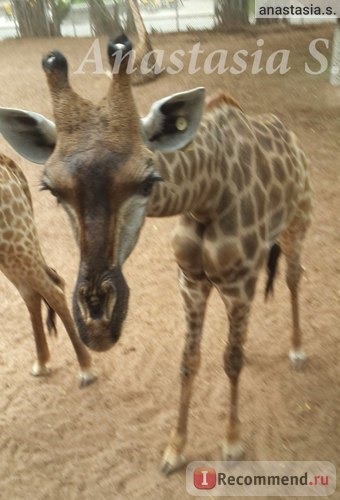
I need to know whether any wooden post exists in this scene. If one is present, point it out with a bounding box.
[70,1,77,37]
[175,0,180,31]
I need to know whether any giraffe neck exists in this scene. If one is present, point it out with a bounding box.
[147,105,247,219]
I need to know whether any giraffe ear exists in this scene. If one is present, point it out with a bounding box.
[0,108,56,164]
[140,87,205,153]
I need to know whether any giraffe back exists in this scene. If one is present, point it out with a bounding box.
[0,153,43,282]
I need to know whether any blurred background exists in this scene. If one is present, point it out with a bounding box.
[0,0,338,83]
[0,1,336,35]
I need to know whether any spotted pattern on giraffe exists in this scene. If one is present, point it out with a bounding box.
[0,153,95,386]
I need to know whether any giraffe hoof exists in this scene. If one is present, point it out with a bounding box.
[79,370,97,388]
[161,446,187,475]
[221,440,244,461]
[31,362,51,377]
[289,349,307,371]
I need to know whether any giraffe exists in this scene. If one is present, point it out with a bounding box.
[0,36,312,473]
[0,153,95,387]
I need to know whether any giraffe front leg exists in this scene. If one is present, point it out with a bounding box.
[162,270,212,475]
[222,299,250,461]
[57,304,96,387]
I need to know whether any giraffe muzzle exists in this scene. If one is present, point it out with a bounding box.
[73,267,130,352]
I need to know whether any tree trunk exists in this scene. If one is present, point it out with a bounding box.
[214,0,249,30]
[330,19,340,86]
[125,1,136,35]
[49,0,71,36]
[87,0,122,37]
[12,0,51,37]
[11,0,70,37]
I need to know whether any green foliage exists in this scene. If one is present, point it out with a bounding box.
[248,0,255,16]
[71,0,124,3]
[51,0,71,23]
[215,0,250,28]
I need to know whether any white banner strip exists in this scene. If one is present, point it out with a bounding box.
[255,1,339,18]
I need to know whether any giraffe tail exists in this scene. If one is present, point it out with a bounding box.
[265,243,282,301]
[43,266,66,336]
[44,301,57,336]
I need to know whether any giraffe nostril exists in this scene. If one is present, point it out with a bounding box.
[77,278,117,322]
[88,295,102,319]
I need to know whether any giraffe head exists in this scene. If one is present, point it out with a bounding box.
[0,36,205,352]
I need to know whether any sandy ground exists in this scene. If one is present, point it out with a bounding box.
[0,26,339,500]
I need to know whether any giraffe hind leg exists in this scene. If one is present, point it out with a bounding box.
[286,254,307,371]
[221,297,251,461]
[20,265,96,387]
[18,287,51,377]
[279,217,310,370]
[39,270,96,387]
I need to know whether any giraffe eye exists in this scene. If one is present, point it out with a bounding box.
[139,178,155,197]
[138,173,163,197]
[40,180,61,203]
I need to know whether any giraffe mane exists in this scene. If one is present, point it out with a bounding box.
[205,91,243,112]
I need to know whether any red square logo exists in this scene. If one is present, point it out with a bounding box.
[193,467,216,490]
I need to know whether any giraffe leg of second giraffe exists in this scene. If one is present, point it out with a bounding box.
[22,271,97,387]
[19,288,51,377]
[162,270,212,475]
[49,290,96,387]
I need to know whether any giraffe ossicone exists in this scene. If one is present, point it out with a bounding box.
[0,34,312,471]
